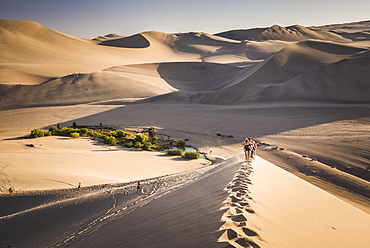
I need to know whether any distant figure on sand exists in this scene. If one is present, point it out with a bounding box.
[137,181,142,193]
[77,182,81,189]
[8,187,13,195]
[243,137,254,161]
[250,138,257,158]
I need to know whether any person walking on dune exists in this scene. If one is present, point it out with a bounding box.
[243,137,254,161]
[137,181,142,193]
[250,138,258,158]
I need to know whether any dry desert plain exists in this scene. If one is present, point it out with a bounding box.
[0,19,370,247]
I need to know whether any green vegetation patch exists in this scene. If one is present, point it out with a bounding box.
[29,125,204,161]
[166,148,183,156]
[70,132,80,138]
[182,151,200,159]
[30,129,52,138]
[104,136,117,146]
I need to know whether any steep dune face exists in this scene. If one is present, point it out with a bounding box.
[177,40,370,104]
[265,40,367,75]
[249,55,370,102]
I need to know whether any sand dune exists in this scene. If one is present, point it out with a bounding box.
[1,157,369,247]
[0,136,209,191]
[249,54,370,102]
[3,33,367,109]
[153,39,369,104]
[7,20,368,109]
[0,21,200,86]
[216,24,351,42]
[0,20,131,85]
[311,20,370,33]
[0,62,247,109]
[0,70,176,110]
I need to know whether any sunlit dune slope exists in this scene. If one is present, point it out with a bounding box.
[0,20,131,85]
[173,40,370,104]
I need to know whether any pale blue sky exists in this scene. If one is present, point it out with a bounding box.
[1,0,369,39]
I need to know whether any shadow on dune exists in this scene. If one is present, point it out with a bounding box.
[51,103,370,182]
[173,32,242,54]
[97,33,150,48]
[0,160,230,248]
[52,103,370,145]
[156,62,244,92]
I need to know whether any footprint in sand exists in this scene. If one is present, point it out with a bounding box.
[218,161,261,248]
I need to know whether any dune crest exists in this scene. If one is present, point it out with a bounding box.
[216,24,351,43]
[92,33,125,41]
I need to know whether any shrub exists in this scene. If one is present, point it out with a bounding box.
[80,128,89,135]
[166,149,183,156]
[49,126,58,134]
[58,127,77,136]
[87,129,98,137]
[183,151,200,159]
[30,129,46,138]
[70,132,80,138]
[111,130,131,138]
[87,129,105,138]
[134,141,143,149]
[134,134,149,144]
[148,127,156,142]
[142,142,152,151]
[177,139,186,149]
[122,140,134,148]
[104,136,117,146]
[45,131,52,136]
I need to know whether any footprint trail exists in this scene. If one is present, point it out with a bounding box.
[218,161,262,248]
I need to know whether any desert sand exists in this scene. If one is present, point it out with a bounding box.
[0,19,370,247]
[0,136,210,191]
